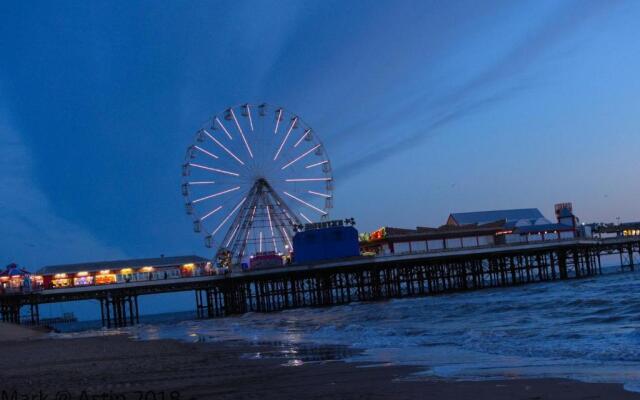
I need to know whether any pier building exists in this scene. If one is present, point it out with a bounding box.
[360,203,580,255]
[36,255,210,289]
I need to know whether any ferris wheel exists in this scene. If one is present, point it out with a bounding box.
[182,103,333,266]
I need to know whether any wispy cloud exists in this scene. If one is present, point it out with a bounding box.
[337,84,528,178]
[0,105,125,269]
[334,0,621,181]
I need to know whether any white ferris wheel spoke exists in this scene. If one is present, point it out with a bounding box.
[229,108,254,159]
[244,104,254,131]
[250,205,257,221]
[280,226,293,249]
[215,117,233,140]
[281,144,321,170]
[201,205,223,221]
[191,186,241,204]
[187,181,216,185]
[274,109,283,134]
[300,212,313,223]
[194,145,219,159]
[283,191,327,215]
[273,117,298,161]
[189,163,240,177]
[285,177,332,182]
[225,223,241,247]
[211,197,247,237]
[242,206,258,244]
[308,190,331,198]
[266,206,278,252]
[306,160,328,169]
[242,228,251,257]
[294,129,311,148]
[202,129,245,166]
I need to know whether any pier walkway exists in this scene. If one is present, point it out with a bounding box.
[1,236,638,327]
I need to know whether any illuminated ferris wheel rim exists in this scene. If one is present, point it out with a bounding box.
[182,103,334,262]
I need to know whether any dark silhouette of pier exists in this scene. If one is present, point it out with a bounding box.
[1,236,638,328]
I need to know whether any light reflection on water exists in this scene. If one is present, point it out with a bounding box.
[283,359,304,367]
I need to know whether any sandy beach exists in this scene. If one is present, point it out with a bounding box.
[0,322,47,341]
[0,327,638,400]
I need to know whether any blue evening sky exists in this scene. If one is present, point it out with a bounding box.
[1,0,639,269]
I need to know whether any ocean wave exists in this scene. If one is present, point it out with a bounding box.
[121,269,640,392]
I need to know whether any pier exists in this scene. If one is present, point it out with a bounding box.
[1,235,638,327]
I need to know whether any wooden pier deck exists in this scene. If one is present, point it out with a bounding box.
[2,236,638,327]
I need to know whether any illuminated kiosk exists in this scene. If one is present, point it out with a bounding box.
[182,104,333,270]
[0,264,42,294]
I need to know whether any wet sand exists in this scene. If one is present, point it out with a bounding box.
[0,334,639,399]
[0,322,47,341]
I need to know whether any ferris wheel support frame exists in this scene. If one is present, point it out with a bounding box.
[219,178,302,265]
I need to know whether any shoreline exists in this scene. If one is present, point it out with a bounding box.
[0,321,48,341]
[1,332,639,399]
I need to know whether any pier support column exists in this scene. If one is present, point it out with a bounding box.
[0,300,21,324]
[220,281,247,316]
[558,250,568,279]
[597,252,602,274]
[195,289,204,318]
[195,288,216,318]
[100,293,140,328]
[370,268,382,300]
[29,301,39,325]
[509,257,517,284]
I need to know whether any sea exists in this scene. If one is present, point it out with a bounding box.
[54,265,640,392]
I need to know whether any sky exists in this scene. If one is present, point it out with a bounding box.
[1,0,640,271]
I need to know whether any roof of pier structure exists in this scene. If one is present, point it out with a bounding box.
[37,255,209,275]
[447,208,545,226]
[363,221,509,244]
